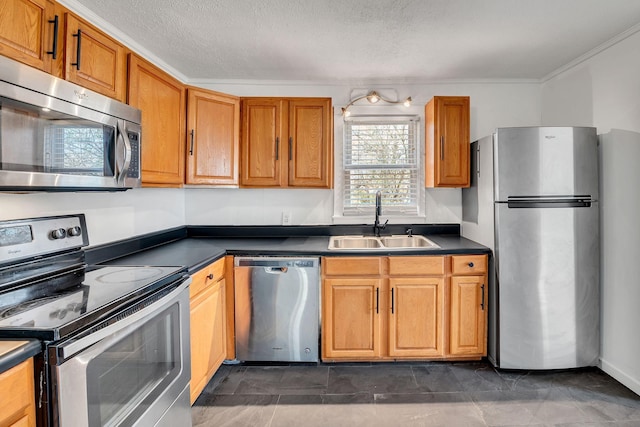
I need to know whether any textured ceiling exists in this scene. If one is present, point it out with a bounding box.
[71,0,640,82]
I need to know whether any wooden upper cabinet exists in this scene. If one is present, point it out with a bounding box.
[63,13,126,102]
[186,88,240,186]
[240,97,332,188]
[240,98,286,186]
[288,98,333,187]
[0,0,56,73]
[425,96,470,188]
[128,54,186,187]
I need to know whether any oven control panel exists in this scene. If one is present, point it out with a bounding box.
[0,214,89,264]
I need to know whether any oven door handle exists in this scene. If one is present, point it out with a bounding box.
[52,276,191,362]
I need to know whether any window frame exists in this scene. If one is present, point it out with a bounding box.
[333,113,425,223]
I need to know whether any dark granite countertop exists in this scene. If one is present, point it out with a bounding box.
[0,339,41,373]
[91,224,490,274]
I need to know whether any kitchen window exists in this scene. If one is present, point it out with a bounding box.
[341,116,422,217]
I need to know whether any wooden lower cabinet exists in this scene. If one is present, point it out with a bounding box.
[322,254,487,362]
[388,277,444,357]
[0,358,36,427]
[449,255,488,357]
[189,258,227,404]
[323,278,382,359]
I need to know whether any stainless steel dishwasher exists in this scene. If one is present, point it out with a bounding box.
[234,257,320,362]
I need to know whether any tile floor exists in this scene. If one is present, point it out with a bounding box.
[192,361,640,427]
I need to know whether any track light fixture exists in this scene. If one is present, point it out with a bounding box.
[341,90,412,117]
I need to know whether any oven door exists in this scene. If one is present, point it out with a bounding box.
[49,278,191,427]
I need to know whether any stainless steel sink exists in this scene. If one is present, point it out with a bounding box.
[328,235,439,250]
[380,235,439,249]
[328,236,382,250]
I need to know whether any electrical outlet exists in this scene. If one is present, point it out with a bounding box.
[282,211,292,226]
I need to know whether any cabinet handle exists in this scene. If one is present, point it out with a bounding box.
[71,29,82,70]
[288,137,293,161]
[47,15,59,59]
[440,135,444,160]
[189,129,195,155]
[375,287,379,314]
[468,262,474,268]
[480,284,485,311]
[207,274,214,280]
[391,288,395,314]
[275,137,279,160]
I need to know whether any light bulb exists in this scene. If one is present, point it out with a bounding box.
[403,97,412,107]
[367,92,380,104]
[342,107,351,117]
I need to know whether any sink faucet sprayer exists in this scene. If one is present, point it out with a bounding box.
[374,190,388,237]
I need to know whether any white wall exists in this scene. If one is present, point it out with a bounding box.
[541,30,640,395]
[185,81,541,225]
[0,188,185,247]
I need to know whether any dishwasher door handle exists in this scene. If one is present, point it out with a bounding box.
[265,266,288,274]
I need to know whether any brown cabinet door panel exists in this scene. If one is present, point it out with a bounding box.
[241,98,284,186]
[426,96,470,187]
[288,98,332,187]
[322,278,381,359]
[128,54,185,186]
[388,277,444,357]
[0,0,54,72]
[186,88,240,185]
[450,275,486,355]
[64,14,125,102]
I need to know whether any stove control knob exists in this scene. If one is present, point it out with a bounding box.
[67,226,82,237]
[50,228,67,239]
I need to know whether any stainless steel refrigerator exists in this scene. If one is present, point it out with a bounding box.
[462,126,600,370]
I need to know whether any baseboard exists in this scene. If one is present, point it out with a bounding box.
[600,358,640,396]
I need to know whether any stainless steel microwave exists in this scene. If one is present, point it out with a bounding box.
[0,55,141,191]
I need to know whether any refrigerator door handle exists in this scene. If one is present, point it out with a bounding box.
[506,197,593,209]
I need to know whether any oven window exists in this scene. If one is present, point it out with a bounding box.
[86,304,181,427]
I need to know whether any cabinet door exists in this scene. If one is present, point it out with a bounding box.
[288,98,332,188]
[426,96,470,187]
[128,54,186,186]
[64,13,126,102]
[190,277,227,404]
[322,278,382,359]
[0,358,36,427]
[0,0,55,72]
[450,275,487,356]
[186,88,240,185]
[240,98,285,187]
[388,277,444,357]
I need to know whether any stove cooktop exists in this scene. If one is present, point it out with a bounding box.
[0,265,186,340]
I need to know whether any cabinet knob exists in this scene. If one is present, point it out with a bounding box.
[207,274,214,280]
[468,262,474,268]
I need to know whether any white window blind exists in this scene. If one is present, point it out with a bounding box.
[343,116,419,216]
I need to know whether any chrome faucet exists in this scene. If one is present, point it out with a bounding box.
[374,190,388,237]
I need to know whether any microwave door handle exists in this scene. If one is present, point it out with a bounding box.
[116,121,132,184]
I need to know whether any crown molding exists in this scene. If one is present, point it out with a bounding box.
[56,0,188,83]
[542,22,640,83]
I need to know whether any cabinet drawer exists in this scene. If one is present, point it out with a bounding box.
[190,258,225,297]
[322,257,382,276]
[451,255,487,275]
[388,256,445,276]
